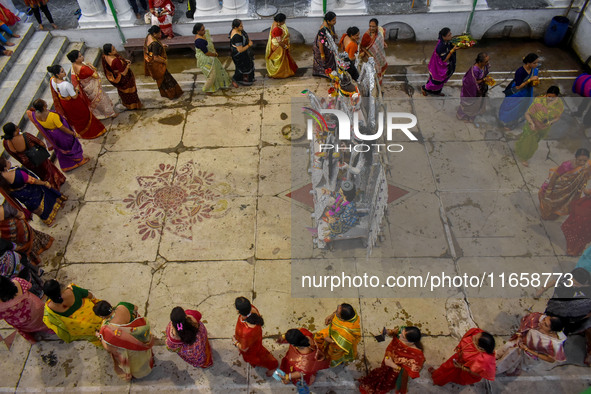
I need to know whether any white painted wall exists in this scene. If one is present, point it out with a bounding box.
[571,5,591,66]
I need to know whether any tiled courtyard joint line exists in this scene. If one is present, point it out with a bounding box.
[1,40,591,392]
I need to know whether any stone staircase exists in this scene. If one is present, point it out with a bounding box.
[0,22,101,145]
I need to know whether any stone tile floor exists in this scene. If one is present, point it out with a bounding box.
[1,41,591,392]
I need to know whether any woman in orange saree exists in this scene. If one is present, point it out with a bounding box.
[278,328,329,386]
[265,13,298,79]
[358,327,425,394]
[144,25,183,100]
[233,296,278,375]
[430,328,496,386]
[47,65,107,139]
[539,148,591,220]
[68,50,117,119]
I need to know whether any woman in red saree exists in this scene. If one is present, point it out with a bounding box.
[562,188,591,256]
[278,328,329,386]
[430,327,496,386]
[539,148,591,220]
[47,65,107,139]
[2,122,65,191]
[358,327,425,394]
[233,296,278,376]
[102,44,142,110]
[94,300,155,380]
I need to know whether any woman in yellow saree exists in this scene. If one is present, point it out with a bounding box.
[314,303,361,367]
[539,148,591,220]
[265,13,298,79]
[515,86,564,166]
[42,280,103,346]
[94,300,155,380]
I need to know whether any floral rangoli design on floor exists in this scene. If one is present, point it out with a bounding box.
[124,161,230,240]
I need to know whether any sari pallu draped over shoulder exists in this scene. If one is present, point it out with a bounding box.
[71,63,116,119]
[102,55,141,109]
[539,160,591,220]
[49,77,107,139]
[234,305,278,370]
[457,64,489,121]
[7,167,65,226]
[496,312,566,376]
[265,24,298,79]
[144,37,183,99]
[0,278,51,343]
[358,335,425,394]
[27,110,86,172]
[280,328,329,386]
[100,316,155,380]
[2,133,65,191]
[315,313,361,367]
[165,309,213,368]
[515,96,564,162]
[361,26,388,85]
[194,31,232,93]
[431,328,496,386]
[42,288,103,346]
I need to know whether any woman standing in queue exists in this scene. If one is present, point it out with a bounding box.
[421,27,457,96]
[102,44,142,110]
[144,25,184,99]
[229,19,256,86]
[47,64,107,139]
[27,99,89,172]
[69,49,117,119]
[193,23,235,93]
[312,12,337,78]
[93,300,155,380]
[2,122,65,190]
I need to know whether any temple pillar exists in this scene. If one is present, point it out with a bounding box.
[104,0,136,27]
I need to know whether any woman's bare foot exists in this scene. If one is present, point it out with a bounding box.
[231,80,239,88]
[2,50,13,56]
[38,24,45,30]
[5,42,15,47]
[11,34,20,38]
[51,24,58,29]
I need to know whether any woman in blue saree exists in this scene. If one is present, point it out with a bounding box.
[499,53,539,130]
[0,158,66,226]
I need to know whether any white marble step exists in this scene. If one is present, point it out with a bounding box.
[0,23,35,82]
[0,29,52,124]
[4,36,70,130]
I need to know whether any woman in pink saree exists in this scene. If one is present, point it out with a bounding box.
[94,300,155,380]
[68,50,117,119]
[0,276,51,343]
[360,18,388,86]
